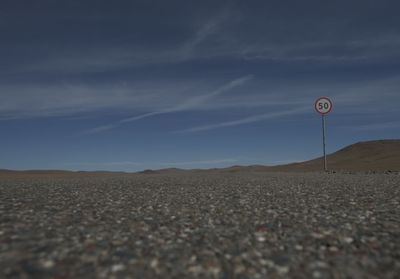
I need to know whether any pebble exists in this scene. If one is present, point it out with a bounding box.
[276,265,289,274]
[295,244,303,251]
[40,260,55,269]
[234,264,246,274]
[256,235,266,242]
[343,237,354,244]
[313,270,322,278]
[310,261,329,269]
[311,232,325,239]
[150,259,159,269]
[329,246,339,252]
[188,265,202,274]
[111,264,126,272]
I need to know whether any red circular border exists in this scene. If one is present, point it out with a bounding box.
[314,96,333,115]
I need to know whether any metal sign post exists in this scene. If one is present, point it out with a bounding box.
[322,114,327,171]
[315,97,333,172]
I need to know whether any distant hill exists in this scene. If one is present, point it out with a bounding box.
[138,168,186,175]
[221,140,400,173]
[1,140,399,177]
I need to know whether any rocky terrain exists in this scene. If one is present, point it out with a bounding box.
[1,172,399,278]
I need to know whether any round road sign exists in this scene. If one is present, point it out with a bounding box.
[315,97,333,115]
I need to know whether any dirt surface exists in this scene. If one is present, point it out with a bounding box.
[1,172,399,278]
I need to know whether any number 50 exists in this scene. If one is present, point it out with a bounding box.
[318,102,329,110]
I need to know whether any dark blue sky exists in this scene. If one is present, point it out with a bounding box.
[1,0,399,171]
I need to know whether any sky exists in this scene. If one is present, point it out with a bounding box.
[1,0,399,171]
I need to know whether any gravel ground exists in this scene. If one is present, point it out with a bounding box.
[0,172,399,279]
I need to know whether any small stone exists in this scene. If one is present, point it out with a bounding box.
[343,237,354,244]
[311,232,324,239]
[208,266,221,276]
[276,265,289,275]
[310,261,329,269]
[313,271,322,278]
[259,259,274,267]
[150,259,159,269]
[234,264,246,274]
[256,235,266,242]
[129,259,137,265]
[329,246,339,252]
[224,254,232,260]
[188,265,202,274]
[295,244,303,251]
[40,260,55,269]
[111,264,125,272]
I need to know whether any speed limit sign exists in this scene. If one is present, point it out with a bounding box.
[315,97,333,115]
[315,97,333,172]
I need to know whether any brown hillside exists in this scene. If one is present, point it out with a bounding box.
[269,139,400,172]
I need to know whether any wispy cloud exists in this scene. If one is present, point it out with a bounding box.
[4,14,231,76]
[122,75,253,122]
[177,107,309,133]
[0,82,184,119]
[85,75,253,134]
[180,13,229,59]
[345,121,400,131]
[237,37,400,62]
[2,73,399,122]
[4,3,400,78]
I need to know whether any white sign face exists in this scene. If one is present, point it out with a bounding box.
[315,97,333,115]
